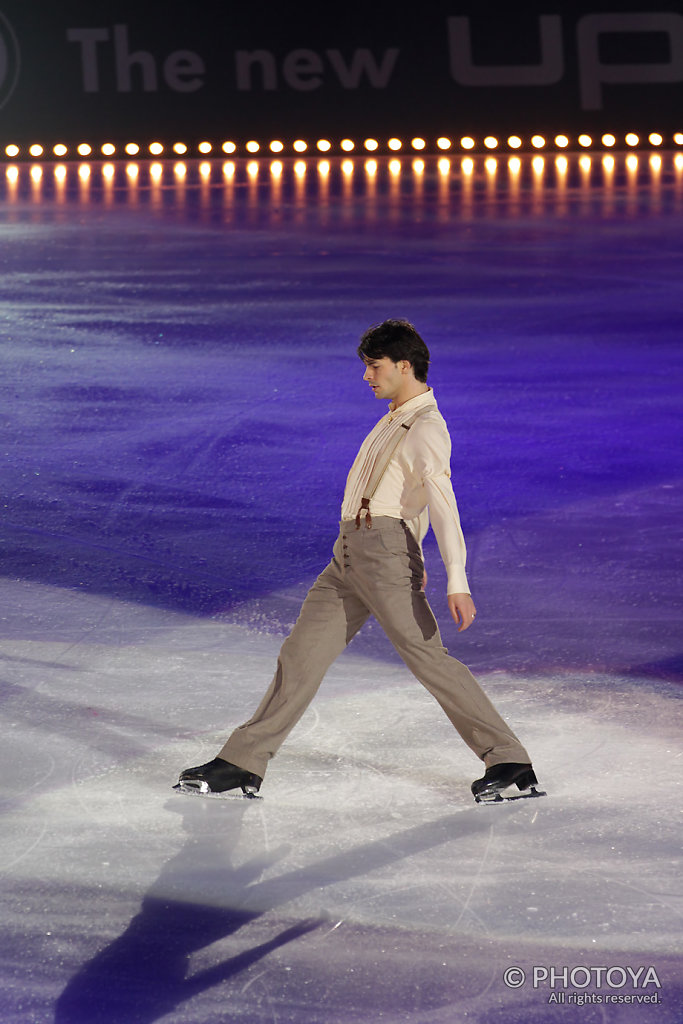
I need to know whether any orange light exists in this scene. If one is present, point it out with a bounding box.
[270,160,283,177]
[246,161,258,177]
[54,165,67,182]
[650,154,662,171]
[318,160,330,176]
[555,155,568,173]
[342,159,354,175]
[4,128,664,170]
[365,158,378,175]
[461,157,474,175]
[626,154,638,172]
[389,159,401,175]
[174,162,187,178]
[675,153,683,169]
[412,158,425,173]
[579,155,591,172]
[150,163,163,181]
[438,157,450,175]
[30,165,42,182]
[6,165,19,182]
[294,161,306,177]
[102,164,115,180]
[126,163,139,179]
[508,156,521,174]
[485,157,497,174]
[673,133,683,145]
[223,161,235,178]
[199,162,211,178]
[78,164,90,181]
[602,155,615,171]
[532,156,545,173]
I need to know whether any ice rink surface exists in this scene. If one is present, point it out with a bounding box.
[1,155,682,1022]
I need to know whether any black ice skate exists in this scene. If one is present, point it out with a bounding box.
[173,757,262,799]
[471,762,545,803]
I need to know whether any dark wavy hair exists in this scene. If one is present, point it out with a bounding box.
[357,319,430,383]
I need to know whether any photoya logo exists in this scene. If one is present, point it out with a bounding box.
[0,10,20,109]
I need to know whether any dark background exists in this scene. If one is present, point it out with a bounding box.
[1,0,682,146]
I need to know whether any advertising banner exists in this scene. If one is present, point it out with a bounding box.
[0,1,681,148]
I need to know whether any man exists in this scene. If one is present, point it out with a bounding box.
[176,320,540,803]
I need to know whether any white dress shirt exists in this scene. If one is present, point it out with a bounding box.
[340,389,470,595]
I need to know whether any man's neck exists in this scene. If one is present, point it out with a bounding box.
[390,383,430,411]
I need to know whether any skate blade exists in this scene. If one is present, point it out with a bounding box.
[475,786,547,805]
[172,783,262,800]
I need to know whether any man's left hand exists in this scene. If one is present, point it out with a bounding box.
[447,593,477,632]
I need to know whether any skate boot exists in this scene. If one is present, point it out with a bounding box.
[471,762,545,803]
[174,757,262,798]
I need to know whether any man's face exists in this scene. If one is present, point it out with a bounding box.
[362,356,405,401]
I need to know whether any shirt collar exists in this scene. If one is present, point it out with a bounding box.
[388,387,437,419]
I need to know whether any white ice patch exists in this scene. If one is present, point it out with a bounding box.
[1,578,680,966]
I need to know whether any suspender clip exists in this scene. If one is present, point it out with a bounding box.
[355,498,372,529]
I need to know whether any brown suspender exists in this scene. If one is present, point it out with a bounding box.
[354,405,432,529]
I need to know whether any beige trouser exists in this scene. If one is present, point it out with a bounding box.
[220,517,530,779]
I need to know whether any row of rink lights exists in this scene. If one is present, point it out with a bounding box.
[3,131,683,162]
[7,151,682,189]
